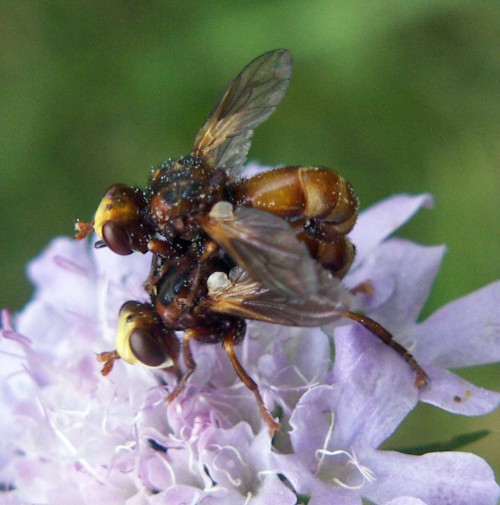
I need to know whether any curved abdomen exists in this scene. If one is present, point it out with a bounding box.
[231,166,359,277]
[233,166,358,235]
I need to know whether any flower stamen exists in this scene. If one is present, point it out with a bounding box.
[210,444,246,487]
[315,410,335,475]
[316,448,376,490]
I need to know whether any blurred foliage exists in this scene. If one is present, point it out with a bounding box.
[1,0,498,475]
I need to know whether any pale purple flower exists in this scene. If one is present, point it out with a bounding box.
[0,190,498,504]
[269,328,499,504]
[344,195,500,416]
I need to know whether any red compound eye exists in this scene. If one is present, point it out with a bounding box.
[129,328,168,367]
[101,221,133,255]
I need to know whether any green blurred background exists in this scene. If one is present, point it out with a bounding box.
[1,0,498,477]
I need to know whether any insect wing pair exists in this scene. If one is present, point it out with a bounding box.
[79,49,426,433]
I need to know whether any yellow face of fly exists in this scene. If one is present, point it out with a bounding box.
[93,191,138,241]
[115,304,143,366]
[115,302,174,369]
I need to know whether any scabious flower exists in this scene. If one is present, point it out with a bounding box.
[1,185,499,504]
[346,195,500,417]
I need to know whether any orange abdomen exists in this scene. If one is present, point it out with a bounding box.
[233,166,359,237]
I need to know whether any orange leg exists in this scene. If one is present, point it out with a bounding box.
[222,332,281,434]
[183,240,220,306]
[167,333,197,403]
[345,311,427,388]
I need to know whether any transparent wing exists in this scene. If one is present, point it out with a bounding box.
[203,268,350,327]
[192,49,292,176]
[200,202,349,301]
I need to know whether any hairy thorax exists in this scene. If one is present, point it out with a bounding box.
[148,156,227,240]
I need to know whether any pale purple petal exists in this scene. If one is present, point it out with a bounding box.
[419,365,500,415]
[149,486,204,504]
[327,324,418,448]
[417,281,500,367]
[268,450,361,505]
[384,498,429,505]
[267,452,314,497]
[165,340,273,434]
[270,368,499,505]
[345,235,499,419]
[350,193,433,268]
[363,450,500,505]
[198,424,296,504]
[353,240,446,331]
[25,237,98,319]
[199,423,267,487]
[288,385,341,462]
[346,265,396,312]
[308,488,362,505]
[270,335,418,502]
[246,473,298,505]
[254,323,332,418]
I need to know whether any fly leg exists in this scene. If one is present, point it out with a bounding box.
[345,311,427,388]
[167,331,197,403]
[183,240,220,306]
[166,315,230,402]
[222,320,281,434]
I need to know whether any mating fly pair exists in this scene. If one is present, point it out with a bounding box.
[75,49,426,432]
